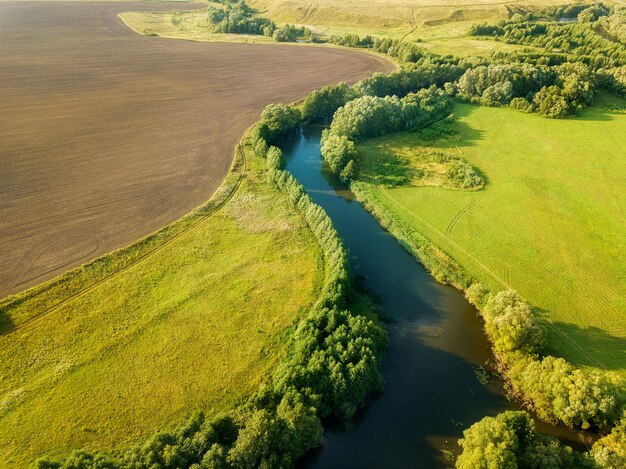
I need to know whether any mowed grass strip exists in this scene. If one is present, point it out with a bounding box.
[0,145,323,467]
[354,96,626,375]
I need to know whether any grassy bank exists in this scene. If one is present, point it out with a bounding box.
[352,96,626,376]
[0,141,323,466]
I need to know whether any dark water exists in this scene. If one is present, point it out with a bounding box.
[282,125,591,468]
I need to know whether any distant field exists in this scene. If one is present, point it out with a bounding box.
[0,142,323,467]
[249,0,588,55]
[0,1,392,297]
[354,96,626,375]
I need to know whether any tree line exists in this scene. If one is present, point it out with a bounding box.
[466,285,624,432]
[319,87,453,181]
[451,61,596,118]
[467,4,625,67]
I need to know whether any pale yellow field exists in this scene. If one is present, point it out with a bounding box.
[123,0,603,57]
[248,0,574,39]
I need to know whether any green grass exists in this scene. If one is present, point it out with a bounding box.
[353,95,626,376]
[0,140,323,467]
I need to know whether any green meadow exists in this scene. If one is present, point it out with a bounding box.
[0,145,322,467]
[354,95,626,375]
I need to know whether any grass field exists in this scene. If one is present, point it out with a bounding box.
[0,142,323,467]
[353,95,626,376]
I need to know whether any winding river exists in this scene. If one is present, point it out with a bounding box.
[282,125,589,468]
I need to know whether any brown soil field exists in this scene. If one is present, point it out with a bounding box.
[0,1,393,298]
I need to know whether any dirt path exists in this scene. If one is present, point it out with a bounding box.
[0,1,393,298]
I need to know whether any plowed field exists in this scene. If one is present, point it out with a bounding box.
[0,1,393,297]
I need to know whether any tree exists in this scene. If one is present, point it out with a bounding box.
[589,418,626,468]
[481,290,545,355]
[301,83,359,122]
[457,411,533,469]
[533,85,568,118]
[258,104,301,146]
[320,132,357,177]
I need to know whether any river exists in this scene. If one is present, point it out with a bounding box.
[282,124,590,468]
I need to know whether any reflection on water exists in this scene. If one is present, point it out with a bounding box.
[282,125,591,468]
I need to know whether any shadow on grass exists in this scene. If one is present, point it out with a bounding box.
[357,109,487,188]
[547,320,626,372]
[0,308,15,335]
[571,110,616,122]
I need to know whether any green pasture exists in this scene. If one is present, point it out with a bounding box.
[0,144,322,467]
[354,95,626,376]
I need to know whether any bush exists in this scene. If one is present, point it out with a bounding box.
[445,159,483,189]
[465,282,489,308]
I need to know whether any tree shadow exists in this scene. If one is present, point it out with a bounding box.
[570,110,616,122]
[358,111,487,188]
[0,307,16,335]
[576,91,626,121]
[359,152,413,187]
[546,320,626,372]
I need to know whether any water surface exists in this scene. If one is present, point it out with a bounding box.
[283,125,589,468]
